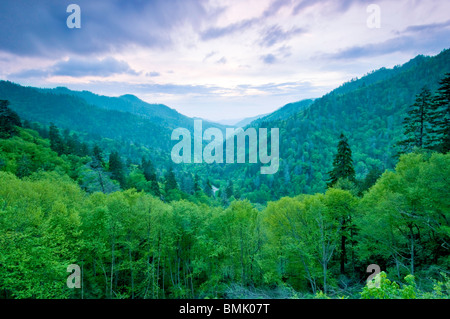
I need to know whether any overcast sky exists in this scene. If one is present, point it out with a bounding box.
[0,0,449,122]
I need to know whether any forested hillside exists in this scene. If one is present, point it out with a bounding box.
[214,49,450,202]
[0,50,449,299]
[36,86,224,131]
[0,120,448,299]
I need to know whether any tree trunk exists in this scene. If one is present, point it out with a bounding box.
[128,241,134,299]
[409,224,415,275]
[340,233,346,275]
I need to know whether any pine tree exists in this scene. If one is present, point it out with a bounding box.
[327,133,355,188]
[397,87,435,153]
[49,123,65,155]
[92,144,105,168]
[164,167,178,193]
[141,157,156,182]
[0,100,21,138]
[431,73,450,152]
[204,179,213,197]
[108,151,126,188]
[193,174,201,193]
[225,180,234,198]
[142,157,160,197]
[150,178,161,198]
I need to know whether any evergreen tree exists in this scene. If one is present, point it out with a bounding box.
[204,179,213,197]
[225,180,234,198]
[327,133,355,188]
[150,177,161,198]
[397,87,435,153]
[141,157,156,182]
[80,142,90,157]
[92,144,104,168]
[164,167,178,193]
[49,123,65,155]
[431,73,450,152]
[108,151,126,188]
[142,157,161,197]
[193,174,201,193]
[0,100,21,138]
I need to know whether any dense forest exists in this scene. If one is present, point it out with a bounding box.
[0,51,449,299]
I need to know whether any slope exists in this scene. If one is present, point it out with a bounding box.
[212,49,450,202]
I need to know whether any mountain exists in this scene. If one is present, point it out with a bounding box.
[0,81,176,165]
[0,81,227,167]
[1,49,449,203]
[234,113,270,127]
[214,99,314,128]
[252,99,315,125]
[208,49,450,201]
[36,86,223,131]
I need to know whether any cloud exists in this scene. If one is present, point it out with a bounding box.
[0,0,208,57]
[53,57,138,77]
[200,18,257,40]
[262,0,294,17]
[260,25,306,47]
[238,81,313,95]
[322,24,450,60]
[202,51,217,62]
[146,71,161,77]
[200,0,295,41]
[261,54,277,64]
[399,19,450,34]
[11,57,138,78]
[216,56,227,64]
[292,0,371,15]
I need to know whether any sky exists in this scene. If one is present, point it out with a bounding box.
[0,0,449,122]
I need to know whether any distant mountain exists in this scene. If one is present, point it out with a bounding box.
[36,86,222,131]
[0,81,178,166]
[252,99,315,126]
[0,80,229,169]
[213,99,315,128]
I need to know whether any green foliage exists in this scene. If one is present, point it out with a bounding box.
[356,152,449,279]
[0,100,21,138]
[420,273,450,299]
[1,52,449,299]
[432,73,450,152]
[207,50,450,202]
[328,133,356,187]
[108,151,126,188]
[360,272,417,299]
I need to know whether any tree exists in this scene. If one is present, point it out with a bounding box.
[49,123,65,155]
[323,188,357,276]
[431,73,450,152]
[164,167,178,193]
[92,144,105,168]
[356,153,450,279]
[225,180,234,198]
[0,100,21,138]
[141,157,160,197]
[327,133,355,187]
[264,197,320,293]
[193,174,201,193]
[141,157,155,182]
[204,179,212,197]
[397,87,436,153]
[108,151,126,188]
